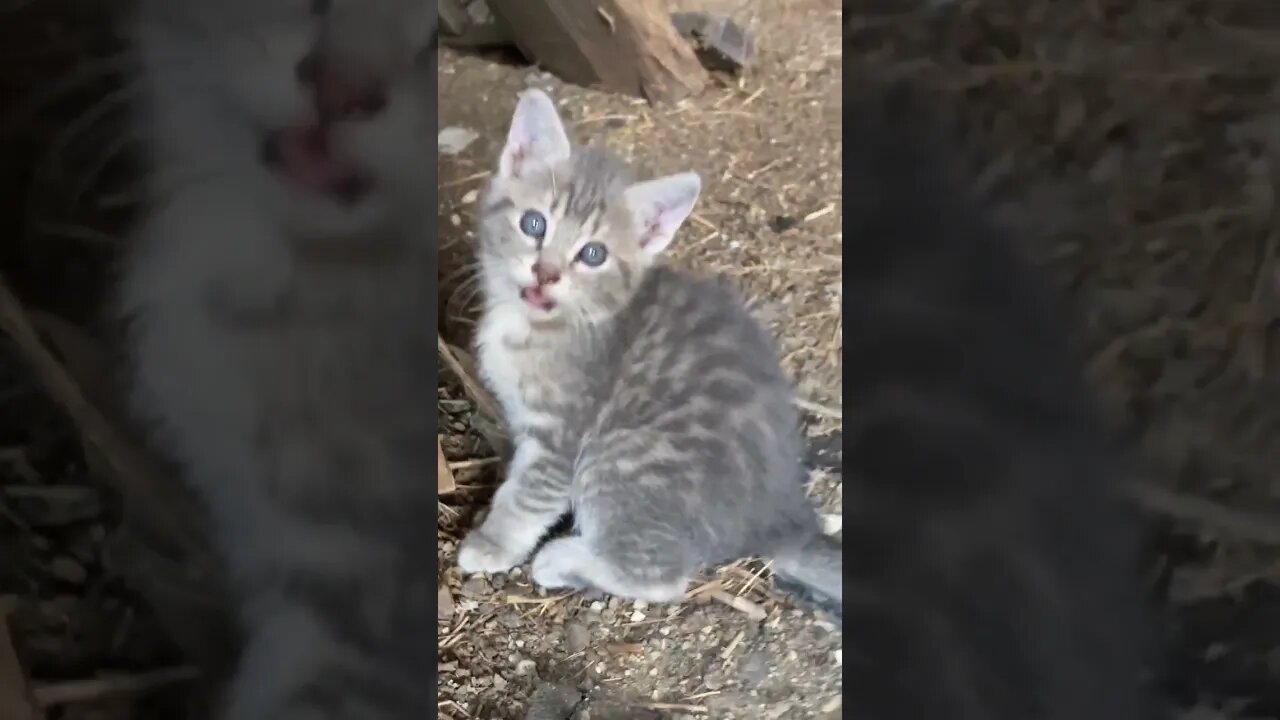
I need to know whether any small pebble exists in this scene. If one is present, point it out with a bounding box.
[461,576,491,597]
[565,623,590,653]
[48,556,86,585]
[437,586,455,620]
[737,650,771,684]
[438,126,479,155]
[769,214,799,233]
[703,670,725,691]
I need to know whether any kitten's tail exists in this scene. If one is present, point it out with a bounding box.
[771,532,842,621]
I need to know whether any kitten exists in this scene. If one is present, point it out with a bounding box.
[119,2,437,718]
[456,89,841,614]
[839,81,1159,719]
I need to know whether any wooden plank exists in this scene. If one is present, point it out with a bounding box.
[487,0,707,104]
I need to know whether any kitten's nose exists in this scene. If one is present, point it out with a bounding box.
[296,53,388,121]
[532,262,561,286]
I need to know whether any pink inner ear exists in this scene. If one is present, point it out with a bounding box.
[639,202,676,247]
[509,145,527,176]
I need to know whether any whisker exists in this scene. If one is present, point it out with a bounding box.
[440,261,483,288]
[446,275,486,318]
[68,133,144,212]
[0,54,135,140]
[31,83,142,195]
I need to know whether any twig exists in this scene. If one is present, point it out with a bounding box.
[708,589,767,621]
[438,437,457,494]
[31,666,200,707]
[448,457,501,471]
[437,334,503,423]
[1127,481,1280,546]
[0,276,206,561]
[643,702,709,714]
[794,396,842,420]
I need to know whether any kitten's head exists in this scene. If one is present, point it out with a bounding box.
[479,89,700,325]
[133,0,436,240]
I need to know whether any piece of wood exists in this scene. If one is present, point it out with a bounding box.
[31,666,200,708]
[487,0,707,103]
[437,437,456,494]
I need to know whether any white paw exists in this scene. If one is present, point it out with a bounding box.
[530,540,583,590]
[530,554,572,589]
[457,530,525,574]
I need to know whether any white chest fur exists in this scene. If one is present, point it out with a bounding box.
[475,303,538,431]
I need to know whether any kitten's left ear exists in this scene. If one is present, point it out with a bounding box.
[624,172,701,257]
[498,89,572,180]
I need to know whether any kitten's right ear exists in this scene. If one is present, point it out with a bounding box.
[498,89,571,180]
[625,172,701,257]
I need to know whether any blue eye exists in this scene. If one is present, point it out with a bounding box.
[577,242,608,267]
[519,210,547,240]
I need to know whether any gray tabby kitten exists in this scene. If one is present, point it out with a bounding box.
[119,1,436,717]
[457,89,841,611]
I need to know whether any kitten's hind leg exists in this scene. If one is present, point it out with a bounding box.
[530,536,688,603]
[458,438,571,574]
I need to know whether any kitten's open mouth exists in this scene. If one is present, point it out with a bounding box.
[520,285,556,312]
[261,126,373,205]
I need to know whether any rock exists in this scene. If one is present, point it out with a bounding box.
[439,126,480,156]
[461,575,492,597]
[737,649,772,684]
[438,585,455,620]
[47,556,86,585]
[521,684,580,720]
[702,669,725,691]
[565,623,590,653]
[769,214,799,233]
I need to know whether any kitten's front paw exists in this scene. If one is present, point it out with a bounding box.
[530,538,587,590]
[457,530,525,574]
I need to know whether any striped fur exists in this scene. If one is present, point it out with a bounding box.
[457,90,841,611]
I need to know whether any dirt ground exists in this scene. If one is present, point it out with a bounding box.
[436,1,844,718]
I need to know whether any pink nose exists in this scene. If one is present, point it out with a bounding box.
[532,262,561,286]
[296,53,388,120]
